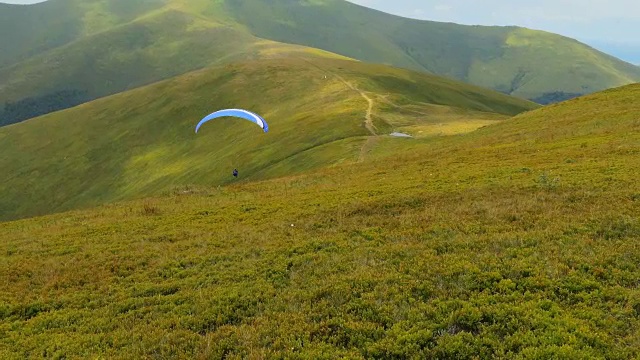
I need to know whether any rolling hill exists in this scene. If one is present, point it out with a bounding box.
[0,83,638,358]
[2,1,638,358]
[226,0,640,101]
[0,54,537,221]
[1,0,639,126]
[0,0,288,126]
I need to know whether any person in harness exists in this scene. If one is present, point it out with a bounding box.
[233,168,238,178]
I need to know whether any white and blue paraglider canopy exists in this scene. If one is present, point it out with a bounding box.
[194,108,269,133]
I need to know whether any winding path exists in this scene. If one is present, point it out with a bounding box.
[338,78,377,136]
[357,137,378,163]
[297,58,381,162]
[331,74,379,162]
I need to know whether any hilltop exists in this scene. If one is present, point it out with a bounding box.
[0,0,315,125]
[0,55,537,221]
[226,0,640,101]
[0,84,638,359]
[1,0,639,125]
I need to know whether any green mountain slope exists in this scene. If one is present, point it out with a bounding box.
[0,85,638,359]
[0,0,297,126]
[0,55,537,221]
[1,0,638,126]
[225,0,640,101]
[0,0,179,71]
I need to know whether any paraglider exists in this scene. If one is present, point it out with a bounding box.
[194,108,268,179]
[194,108,269,133]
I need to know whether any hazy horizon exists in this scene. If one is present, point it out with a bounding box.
[346,0,640,63]
[2,0,638,63]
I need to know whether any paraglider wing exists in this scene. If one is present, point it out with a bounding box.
[195,109,268,133]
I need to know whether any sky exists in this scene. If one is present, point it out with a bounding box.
[2,0,639,63]
[346,0,640,63]
[1,0,45,3]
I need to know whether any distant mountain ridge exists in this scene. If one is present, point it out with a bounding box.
[224,0,640,99]
[588,40,640,65]
[1,0,639,125]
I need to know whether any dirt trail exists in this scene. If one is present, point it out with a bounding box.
[357,136,378,163]
[297,58,380,162]
[338,78,377,136]
[332,75,380,162]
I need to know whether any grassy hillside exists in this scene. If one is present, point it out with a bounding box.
[0,84,638,359]
[225,0,640,101]
[1,0,638,126]
[0,0,172,68]
[0,0,287,126]
[0,0,353,126]
[0,55,537,221]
